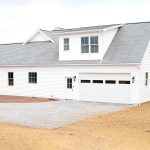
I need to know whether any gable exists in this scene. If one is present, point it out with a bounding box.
[29,32,50,42]
[23,29,55,44]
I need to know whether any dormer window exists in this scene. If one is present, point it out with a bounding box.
[81,36,98,53]
[81,37,89,53]
[90,36,98,53]
[64,38,69,50]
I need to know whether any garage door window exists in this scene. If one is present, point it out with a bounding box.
[105,80,116,84]
[119,81,130,84]
[81,80,91,83]
[93,80,103,84]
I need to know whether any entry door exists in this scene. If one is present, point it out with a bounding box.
[65,77,73,99]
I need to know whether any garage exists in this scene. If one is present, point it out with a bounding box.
[79,73,131,103]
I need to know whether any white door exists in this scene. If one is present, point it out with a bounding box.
[79,73,130,103]
[65,77,74,99]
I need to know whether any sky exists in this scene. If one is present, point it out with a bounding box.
[0,0,150,43]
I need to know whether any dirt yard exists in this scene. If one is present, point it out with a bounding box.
[0,95,58,103]
[0,102,149,150]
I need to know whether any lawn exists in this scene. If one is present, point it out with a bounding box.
[0,102,149,150]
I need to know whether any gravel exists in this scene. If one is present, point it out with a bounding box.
[0,100,129,129]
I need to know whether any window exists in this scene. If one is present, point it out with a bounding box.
[145,72,148,86]
[67,78,72,89]
[81,37,89,53]
[28,72,37,84]
[90,36,98,53]
[81,80,91,83]
[105,80,116,84]
[8,72,14,86]
[93,80,103,84]
[81,36,98,53]
[119,81,130,84]
[64,38,69,50]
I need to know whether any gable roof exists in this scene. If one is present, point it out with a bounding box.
[0,22,150,66]
[101,22,150,64]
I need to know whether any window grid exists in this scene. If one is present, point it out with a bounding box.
[81,36,98,53]
[81,37,89,53]
[64,38,69,50]
[90,36,99,53]
[8,72,14,86]
[145,72,148,86]
[29,72,37,84]
[67,78,72,89]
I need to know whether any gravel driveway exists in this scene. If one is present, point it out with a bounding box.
[0,100,129,129]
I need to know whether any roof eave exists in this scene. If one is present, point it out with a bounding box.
[53,25,123,35]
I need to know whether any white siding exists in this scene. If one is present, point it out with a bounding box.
[139,41,150,103]
[59,29,118,61]
[0,65,139,103]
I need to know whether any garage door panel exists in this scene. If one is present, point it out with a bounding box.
[79,73,130,103]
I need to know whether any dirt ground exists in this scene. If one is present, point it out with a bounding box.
[0,95,58,103]
[0,102,149,150]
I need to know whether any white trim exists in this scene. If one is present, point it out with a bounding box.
[23,29,54,45]
[101,24,123,32]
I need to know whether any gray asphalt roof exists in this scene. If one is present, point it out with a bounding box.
[102,22,150,64]
[0,22,149,66]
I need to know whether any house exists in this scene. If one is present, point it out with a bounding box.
[0,22,150,104]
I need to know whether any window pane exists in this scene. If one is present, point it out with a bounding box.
[90,36,98,44]
[81,45,89,53]
[64,38,69,44]
[8,79,14,86]
[93,80,103,83]
[105,80,116,84]
[29,72,37,84]
[119,81,130,84]
[91,45,98,53]
[84,37,88,44]
[81,80,91,83]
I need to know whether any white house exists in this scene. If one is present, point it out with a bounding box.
[0,22,150,104]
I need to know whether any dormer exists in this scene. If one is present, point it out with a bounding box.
[55,24,122,61]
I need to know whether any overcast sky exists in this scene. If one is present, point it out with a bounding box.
[0,0,150,43]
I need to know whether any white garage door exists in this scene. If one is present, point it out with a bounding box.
[79,73,131,103]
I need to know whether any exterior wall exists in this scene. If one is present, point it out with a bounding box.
[139,41,150,103]
[0,65,139,104]
[59,29,118,61]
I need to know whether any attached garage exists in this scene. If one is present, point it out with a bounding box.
[79,73,131,103]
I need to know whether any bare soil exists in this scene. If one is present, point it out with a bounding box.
[0,95,58,103]
[0,102,149,150]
